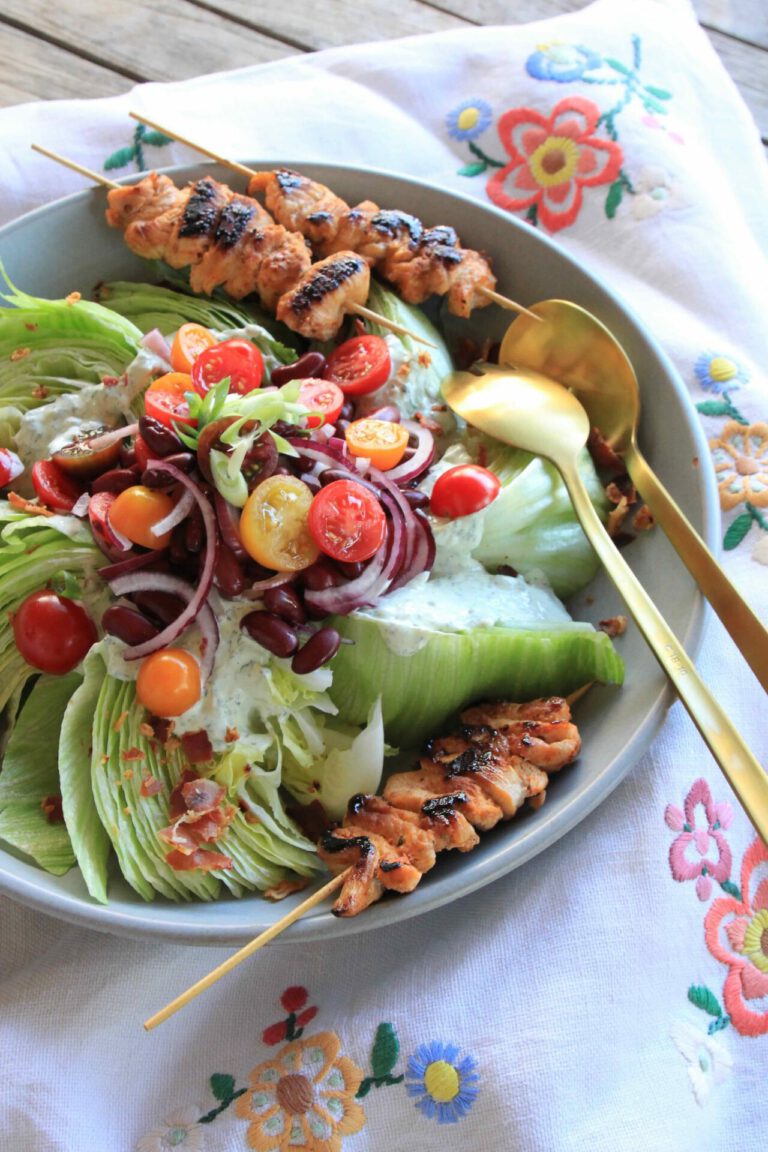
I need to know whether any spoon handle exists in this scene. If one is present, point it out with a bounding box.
[562,458,768,845]
[626,442,768,694]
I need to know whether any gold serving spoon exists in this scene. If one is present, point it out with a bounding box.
[499,301,768,694]
[442,363,768,844]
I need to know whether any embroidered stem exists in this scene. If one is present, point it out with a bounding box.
[198,1073,247,1124]
[356,1022,404,1098]
[468,141,504,168]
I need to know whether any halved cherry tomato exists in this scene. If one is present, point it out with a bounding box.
[308,479,387,563]
[31,459,85,512]
[144,372,194,430]
[297,378,345,428]
[13,589,97,674]
[430,464,501,519]
[133,433,152,471]
[322,334,391,396]
[170,323,217,374]
[345,418,409,471]
[108,485,176,549]
[191,339,264,397]
[136,648,201,717]
[240,475,320,572]
[0,447,23,487]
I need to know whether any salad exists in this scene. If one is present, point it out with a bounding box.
[0,269,624,905]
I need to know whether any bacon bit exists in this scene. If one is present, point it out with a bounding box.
[180,729,214,765]
[166,847,233,872]
[414,411,443,435]
[31,383,49,399]
[24,322,38,331]
[396,362,411,380]
[606,496,631,538]
[140,774,164,798]
[430,403,447,413]
[113,710,129,734]
[264,876,311,901]
[101,754,110,765]
[139,722,156,740]
[8,492,54,516]
[418,351,433,368]
[599,615,629,638]
[148,715,175,744]
[168,768,200,819]
[65,291,82,306]
[587,426,625,475]
[605,478,636,506]
[101,375,121,388]
[123,769,135,781]
[164,737,181,754]
[121,747,145,763]
[41,794,64,824]
[181,777,225,813]
[287,799,332,842]
[633,504,655,532]
[10,347,30,361]
[225,726,239,743]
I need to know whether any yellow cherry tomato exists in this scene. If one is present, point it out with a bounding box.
[345,418,409,471]
[240,475,320,572]
[108,485,176,549]
[170,323,217,374]
[136,648,201,717]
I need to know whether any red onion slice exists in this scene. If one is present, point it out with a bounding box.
[385,420,435,484]
[86,423,139,452]
[70,492,91,518]
[244,571,295,599]
[150,487,195,538]
[141,328,173,365]
[98,547,168,581]
[213,491,247,563]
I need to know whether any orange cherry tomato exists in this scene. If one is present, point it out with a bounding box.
[344,418,409,471]
[108,485,176,549]
[136,648,201,717]
[170,323,217,374]
[240,475,320,572]
[144,372,194,429]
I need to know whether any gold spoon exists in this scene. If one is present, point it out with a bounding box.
[499,300,768,694]
[442,363,768,844]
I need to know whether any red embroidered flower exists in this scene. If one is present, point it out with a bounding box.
[486,96,622,232]
[704,839,768,1036]
[665,778,733,900]
[281,986,309,1013]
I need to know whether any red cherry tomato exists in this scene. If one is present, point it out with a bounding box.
[31,459,85,512]
[297,378,345,428]
[191,339,264,397]
[143,373,194,430]
[322,334,391,396]
[430,465,501,519]
[133,433,152,471]
[0,447,23,487]
[13,589,97,674]
[308,479,387,563]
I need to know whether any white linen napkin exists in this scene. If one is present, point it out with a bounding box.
[1,0,767,1149]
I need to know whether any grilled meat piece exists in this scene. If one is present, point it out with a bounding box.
[122,177,231,270]
[105,172,183,229]
[322,696,581,916]
[275,251,370,341]
[248,168,349,247]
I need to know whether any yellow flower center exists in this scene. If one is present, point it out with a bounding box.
[708,356,738,384]
[423,1059,460,1102]
[529,136,579,187]
[744,909,768,972]
[457,107,480,132]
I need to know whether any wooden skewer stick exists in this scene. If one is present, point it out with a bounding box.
[144,869,349,1031]
[31,144,121,190]
[128,112,539,328]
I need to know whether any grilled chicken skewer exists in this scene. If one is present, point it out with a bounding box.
[318,696,581,916]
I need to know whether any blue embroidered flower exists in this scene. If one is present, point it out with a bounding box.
[526,42,602,82]
[694,351,749,394]
[405,1041,479,1123]
[446,100,493,142]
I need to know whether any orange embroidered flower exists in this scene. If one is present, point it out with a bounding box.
[486,96,622,231]
[235,1030,365,1150]
[709,420,768,510]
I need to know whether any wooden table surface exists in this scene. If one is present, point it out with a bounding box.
[0,0,766,153]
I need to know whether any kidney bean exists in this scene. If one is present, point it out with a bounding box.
[90,467,140,495]
[119,442,137,468]
[131,589,187,626]
[340,401,355,422]
[336,560,366,580]
[301,559,342,591]
[142,453,195,488]
[402,488,430,509]
[213,542,246,598]
[270,351,327,387]
[291,627,341,675]
[319,469,380,498]
[138,415,183,458]
[263,584,306,626]
[241,610,298,658]
[102,604,159,646]
[368,404,401,423]
[184,507,204,554]
[299,472,322,493]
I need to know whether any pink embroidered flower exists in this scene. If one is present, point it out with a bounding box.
[665,778,733,900]
[704,839,768,1036]
[486,96,622,231]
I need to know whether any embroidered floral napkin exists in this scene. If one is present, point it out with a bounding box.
[1,0,767,1148]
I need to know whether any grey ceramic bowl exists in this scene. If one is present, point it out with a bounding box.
[0,162,718,943]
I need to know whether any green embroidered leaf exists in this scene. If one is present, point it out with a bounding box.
[720,879,742,899]
[644,85,672,100]
[606,57,631,75]
[688,985,722,1017]
[696,400,732,418]
[458,161,486,177]
[605,179,624,219]
[385,1073,405,1085]
[210,1072,237,1102]
[356,1078,373,1099]
[724,513,753,551]
[641,98,667,116]
[104,146,137,171]
[143,131,174,148]
[371,1022,400,1079]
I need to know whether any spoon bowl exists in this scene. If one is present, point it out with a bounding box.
[498,300,768,694]
[442,362,768,844]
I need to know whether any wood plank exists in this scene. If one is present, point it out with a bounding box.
[0,0,296,83]
[0,21,132,105]
[706,28,768,138]
[692,0,768,49]
[197,0,467,49]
